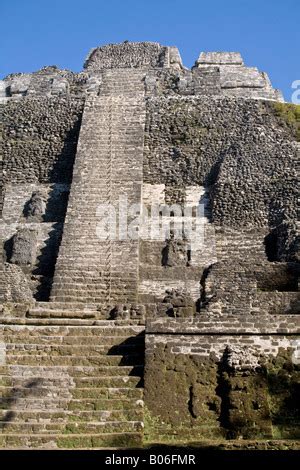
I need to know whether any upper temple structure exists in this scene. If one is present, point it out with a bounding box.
[0,42,284,102]
[0,42,299,450]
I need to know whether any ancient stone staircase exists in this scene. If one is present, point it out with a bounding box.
[51,69,146,304]
[0,319,144,449]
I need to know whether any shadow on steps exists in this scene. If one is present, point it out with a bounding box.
[107,332,145,388]
[0,378,43,430]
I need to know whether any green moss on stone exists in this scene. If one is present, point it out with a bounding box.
[57,436,92,449]
[272,102,300,141]
[144,344,223,444]
[145,345,300,444]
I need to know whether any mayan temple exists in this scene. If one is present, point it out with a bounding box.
[0,41,299,449]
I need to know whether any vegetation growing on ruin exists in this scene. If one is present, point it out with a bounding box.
[272,102,300,141]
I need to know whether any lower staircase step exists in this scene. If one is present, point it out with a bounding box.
[0,409,144,422]
[0,420,143,434]
[0,432,143,449]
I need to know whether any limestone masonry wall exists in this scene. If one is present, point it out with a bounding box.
[84,42,174,71]
[1,97,83,184]
[0,97,83,300]
[144,321,299,442]
[144,97,297,227]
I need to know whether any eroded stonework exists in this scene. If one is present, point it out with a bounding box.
[0,41,299,449]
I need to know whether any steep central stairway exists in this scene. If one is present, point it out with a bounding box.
[0,319,144,449]
[51,69,146,304]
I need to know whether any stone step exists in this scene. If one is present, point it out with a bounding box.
[0,421,143,434]
[50,294,139,301]
[100,86,144,91]
[4,343,144,356]
[4,354,144,366]
[26,310,104,319]
[0,381,143,392]
[48,301,139,307]
[101,69,145,75]
[49,290,139,298]
[83,99,144,106]
[100,92,143,98]
[105,78,142,87]
[51,277,138,284]
[50,269,137,276]
[47,291,133,299]
[1,326,145,336]
[0,318,144,326]
[87,99,144,106]
[1,388,142,400]
[0,409,143,422]
[1,397,144,412]
[71,134,143,140]
[78,108,143,114]
[51,253,137,260]
[51,272,136,280]
[101,75,145,80]
[0,432,143,449]
[33,302,101,310]
[100,82,144,88]
[50,280,138,288]
[55,239,139,245]
[2,335,144,346]
[100,83,145,89]
[1,396,143,411]
[0,365,143,377]
[1,377,142,391]
[51,268,138,274]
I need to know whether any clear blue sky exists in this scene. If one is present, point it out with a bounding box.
[1,0,299,101]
